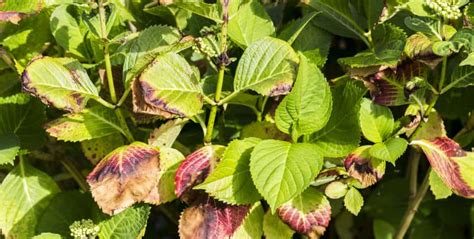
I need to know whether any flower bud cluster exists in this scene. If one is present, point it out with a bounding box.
[426,0,462,20]
[192,37,219,57]
[69,219,100,239]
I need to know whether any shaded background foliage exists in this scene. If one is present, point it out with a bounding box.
[0,0,474,238]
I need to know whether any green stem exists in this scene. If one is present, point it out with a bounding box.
[115,108,134,143]
[94,97,116,109]
[394,168,431,239]
[98,0,117,103]
[438,56,448,92]
[204,0,229,144]
[60,157,89,192]
[217,91,239,105]
[117,87,131,107]
[407,148,421,200]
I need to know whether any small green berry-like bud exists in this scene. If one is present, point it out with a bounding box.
[69,219,99,239]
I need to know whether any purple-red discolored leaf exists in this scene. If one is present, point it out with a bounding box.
[344,146,386,187]
[86,142,160,215]
[412,137,474,198]
[174,145,225,198]
[179,200,250,239]
[277,187,331,237]
[0,11,29,24]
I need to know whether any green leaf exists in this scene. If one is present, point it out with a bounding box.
[309,81,367,157]
[36,191,96,236]
[132,52,203,118]
[443,65,474,93]
[0,160,60,239]
[429,170,453,200]
[344,187,364,215]
[173,0,221,22]
[339,24,407,68]
[32,233,63,239]
[50,5,88,60]
[123,25,181,89]
[241,121,290,141]
[0,93,46,151]
[227,0,275,48]
[232,202,264,239]
[373,219,395,239]
[0,133,20,165]
[0,9,52,67]
[0,0,43,13]
[460,52,474,66]
[325,181,349,199]
[45,106,127,142]
[276,54,332,140]
[306,0,367,42]
[263,211,294,239]
[196,138,262,205]
[404,16,442,39]
[249,140,323,211]
[22,57,99,112]
[98,205,150,239]
[359,98,395,143]
[369,137,408,165]
[81,133,125,165]
[234,37,299,96]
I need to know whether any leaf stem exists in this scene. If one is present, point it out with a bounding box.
[407,148,421,199]
[117,87,131,107]
[94,97,116,109]
[115,108,135,143]
[98,0,117,104]
[60,157,89,192]
[217,91,239,105]
[394,168,431,239]
[204,0,229,144]
[438,56,448,92]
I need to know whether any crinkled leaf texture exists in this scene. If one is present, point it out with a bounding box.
[344,146,386,187]
[45,106,127,142]
[277,187,331,237]
[196,138,262,205]
[234,37,299,96]
[99,204,151,239]
[0,160,60,239]
[175,145,225,198]
[87,142,160,215]
[21,57,99,112]
[132,52,203,118]
[179,200,249,239]
[309,81,366,157]
[276,54,332,140]
[411,137,474,198]
[0,93,46,164]
[250,140,323,211]
[227,0,275,48]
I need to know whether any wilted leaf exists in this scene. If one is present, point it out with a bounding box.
[344,146,386,187]
[234,37,299,96]
[0,11,29,24]
[196,138,262,205]
[277,187,331,237]
[179,201,249,239]
[22,57,99,112]
[175,145,225,198]
[250,140,323,211]
[45,106,127,142]
[87,142,160,215]
[132,52,203,118]
[148,118,188,148]
[144,147,185,205]
[411,137,474,198]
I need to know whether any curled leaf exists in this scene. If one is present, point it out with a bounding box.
[132,52,203,118]
[412,137,474,198]
[179,200,249,239]
[344,146,386,187]
[21,57,99,112]
[277,187,331,237]
[174,145,225,198]
[87,142,160,215]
